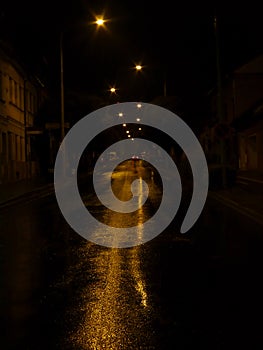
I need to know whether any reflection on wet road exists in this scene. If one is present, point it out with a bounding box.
[1,160,263,349]
[61,161,161,349]
[65,244,156,349]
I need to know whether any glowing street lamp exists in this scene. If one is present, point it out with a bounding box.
[96,18,105,26]
[60,16,108,143]
[59,15,109,176]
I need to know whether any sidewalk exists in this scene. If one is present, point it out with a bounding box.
[0,177,54,210]
[0,171,92,210]
[209,185,263,226]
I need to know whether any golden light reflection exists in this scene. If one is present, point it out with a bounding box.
[66,171,154,349]
[69,246,124,349]
[130,178,148,308]
[135,275,148,307]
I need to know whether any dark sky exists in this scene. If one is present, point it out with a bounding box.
[1,0,263,101]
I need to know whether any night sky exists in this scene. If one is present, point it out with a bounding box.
[1,0,263,104]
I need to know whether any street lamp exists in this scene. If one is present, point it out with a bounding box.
[214,13,227,188]
[60,31,65,143]
[58,15,107,177]
[96,18,105,26]
[60,15,107,143]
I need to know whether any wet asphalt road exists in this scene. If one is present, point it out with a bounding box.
[1,160,263,349]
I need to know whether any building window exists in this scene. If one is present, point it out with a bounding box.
[19,86,24,110]
[31,93,34,113]
[224,103,228,121]
[0,71,3,100]
[8,132,13,160]
[33,95,37,113]
[14,81,18,105]
[2,132,7,160]
[28,92,31,112]
[20,136,23,161]
[21,137,25,161]
[9,77,13,102]
[15,135,21,161]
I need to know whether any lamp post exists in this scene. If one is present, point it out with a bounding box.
[60,16,106,143]
[163,69,167,97]
[60,31,65,143]
[214,13,227,188]
[59,16,107,177]
[134,64,167,97]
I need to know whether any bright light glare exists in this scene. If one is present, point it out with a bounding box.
[118,112,123,117]
[135,65,142,70]
[136,118,140,121]
[137,103,142,108]
[139,127,142,130]
[123,123,126,127]
[126,130,129,134]
[96,18,105,26]
[110,87,116,93]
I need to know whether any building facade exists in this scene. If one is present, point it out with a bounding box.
[0,43,47,184]
[200,54,263,185]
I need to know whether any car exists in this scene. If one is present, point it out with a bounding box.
[131,155,139,160]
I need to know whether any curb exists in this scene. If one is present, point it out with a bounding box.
[208,191,263,226]
[0,171,92,211]
[0,183,55,210]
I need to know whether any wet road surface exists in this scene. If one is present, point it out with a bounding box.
[1,160,263,349]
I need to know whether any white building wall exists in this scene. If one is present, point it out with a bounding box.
[0,49,42,183]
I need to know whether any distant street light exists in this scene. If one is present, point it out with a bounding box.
[110,87,117,93]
